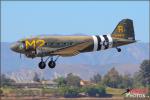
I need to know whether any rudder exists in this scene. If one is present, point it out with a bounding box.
[111,19,135,40]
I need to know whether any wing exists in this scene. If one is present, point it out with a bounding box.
[37,40,92,57]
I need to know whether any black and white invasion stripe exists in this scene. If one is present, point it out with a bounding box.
[92,34,113,51]
[103,35,109,49]
[95,35,101,51]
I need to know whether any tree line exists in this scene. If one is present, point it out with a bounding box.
[90,59,150,88]
[0,59,149,97]
[51,59,150,97]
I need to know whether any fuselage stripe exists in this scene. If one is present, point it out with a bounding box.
[103,35,109,49]
[107,34,113,48]
[99,35,105,50]
[96,35,101,51]
[92,35,98,51]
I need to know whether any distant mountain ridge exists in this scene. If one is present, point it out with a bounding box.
[1,42,149,82]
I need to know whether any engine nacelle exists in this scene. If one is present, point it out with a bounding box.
[25,49,48,58]
[25,51,36,58]
[36,49,48,56]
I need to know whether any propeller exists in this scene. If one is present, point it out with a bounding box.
[20,53,22,59]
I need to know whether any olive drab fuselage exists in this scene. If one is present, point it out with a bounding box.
[11,19,136,58]
[11,34,135,58]
[10,19,136,69]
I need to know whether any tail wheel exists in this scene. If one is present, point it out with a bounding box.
[117,48,121,52]
[39,61,46,69]
[48,61,56,68]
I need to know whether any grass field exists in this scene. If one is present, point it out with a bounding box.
[106,87,124,97]
[1,87,125,97]
[2,87,150,100]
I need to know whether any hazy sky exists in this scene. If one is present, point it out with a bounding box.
[1,1,149,42]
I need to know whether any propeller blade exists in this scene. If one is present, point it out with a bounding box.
[20,53,21,58]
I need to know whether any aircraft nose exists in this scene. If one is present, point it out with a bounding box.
[10,43,20,52]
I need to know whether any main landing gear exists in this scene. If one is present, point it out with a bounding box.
[116,47,121,52]
[39,58,46,69]
[38,56,60,69]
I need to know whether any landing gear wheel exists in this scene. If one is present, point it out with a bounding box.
[48,61,56,68]
[117,48,121,52]
[39,61,46,69]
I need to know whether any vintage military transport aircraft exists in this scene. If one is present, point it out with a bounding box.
[11,19,136,69]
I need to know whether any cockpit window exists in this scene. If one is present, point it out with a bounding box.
[17,38,27,43]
